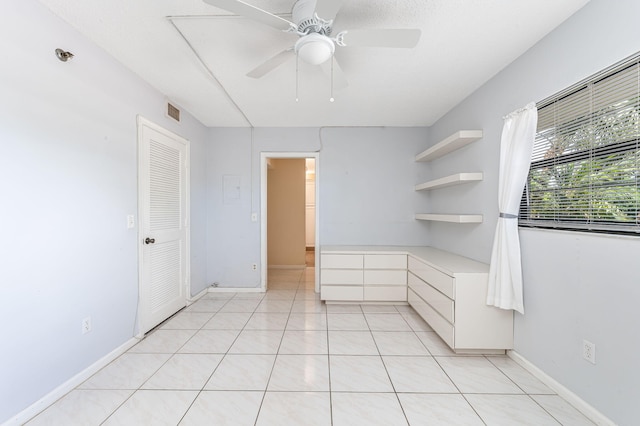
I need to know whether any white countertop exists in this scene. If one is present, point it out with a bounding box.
[320,245,489,275]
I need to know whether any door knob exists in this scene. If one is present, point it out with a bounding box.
[145,237,155,244]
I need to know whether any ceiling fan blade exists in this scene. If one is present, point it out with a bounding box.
[315,0,345,21]
[203,0,295,31]
[246,49,295,78]
[320,57,348,90]
[339,29,421,48]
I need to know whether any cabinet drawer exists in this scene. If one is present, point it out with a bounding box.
[408,272,454,323]
[408,257,455,299]
[321,285,363,301]
[320,269,363,285]
[365,286,407,302]
[364,270,407,286]
[321,254,363,269]
[408,289,454,348]
[364,254,407,269]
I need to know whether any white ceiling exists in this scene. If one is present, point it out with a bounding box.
[38,0,589,127]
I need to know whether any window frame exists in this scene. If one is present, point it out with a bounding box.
[519,53,640,235]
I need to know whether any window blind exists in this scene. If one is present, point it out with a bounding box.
[519,53,640,234]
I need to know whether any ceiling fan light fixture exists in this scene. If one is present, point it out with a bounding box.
[295,33,335,65]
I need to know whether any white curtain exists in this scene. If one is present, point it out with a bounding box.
[487,102,538,314]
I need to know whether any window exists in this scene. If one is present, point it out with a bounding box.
[519,54,640,235]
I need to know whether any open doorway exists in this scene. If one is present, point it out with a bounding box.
[260,152,320,293]
[266,158,306,269]
[305,158,316,267]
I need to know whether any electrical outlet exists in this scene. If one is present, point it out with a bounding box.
[127,214,135,229]
[583,340,596,364]
[82,317,92,334]
[251,263,257,271]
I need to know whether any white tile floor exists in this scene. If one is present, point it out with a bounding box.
[27,267,595,425]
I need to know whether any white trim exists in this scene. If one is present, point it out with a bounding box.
[184,140,191,303]
[187,287,209,303]
[136,116,146,337]
[208,287,265,293]
[260,154,268,292]
[507,350,615,426]
[4,337,139,426]
[260,152,320,293]
[519,226,639,242]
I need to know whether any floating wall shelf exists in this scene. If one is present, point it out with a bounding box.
[415,130,483,162]
[414,129,484,225]
[415,172,483,191]
[415,214,484,224]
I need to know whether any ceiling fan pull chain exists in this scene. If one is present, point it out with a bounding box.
[296,53,300,102]
[330,56,335,102]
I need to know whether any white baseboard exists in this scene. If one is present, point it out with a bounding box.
[208,287,264,293]
[3,337,139,426]
[507,350,615,426]
[187,287,209,304]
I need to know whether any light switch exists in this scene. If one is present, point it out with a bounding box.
[127,215,135,229]
[251,213,258,222]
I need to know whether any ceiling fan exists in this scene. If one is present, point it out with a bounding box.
[202,0,421,82]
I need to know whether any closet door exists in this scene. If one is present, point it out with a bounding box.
[138,117,189,334]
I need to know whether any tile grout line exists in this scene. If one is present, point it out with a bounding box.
[207,292,268,426]
[394,305,433,425]
[481,354,570,424]
[430,354,490,425]
[367,309,414,426]
[152,292,269,423]
[485,356,562,424]
[177,300,252,424]
[252,275,299,426]
[324,283,334,426]
[95,299,230,425]
[139,295,244,425]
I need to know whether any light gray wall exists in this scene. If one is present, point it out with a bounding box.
[206,127,430,287]
[427,0,640,424]
[0,1,208,423]
[320,127,431,246]
[518,229,640,425]
[206,128,261,288]
[189,124,210,297]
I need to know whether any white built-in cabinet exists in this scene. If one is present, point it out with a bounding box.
[407,247,513,354]
[415,130,484,224]
[320,248,407,302]
[320,246,513,354]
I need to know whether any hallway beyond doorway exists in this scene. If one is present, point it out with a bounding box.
[306,248,315,267]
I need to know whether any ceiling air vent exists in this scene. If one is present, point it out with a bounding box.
[167,102,180,122]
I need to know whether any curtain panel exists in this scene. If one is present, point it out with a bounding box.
[487,102,538,314]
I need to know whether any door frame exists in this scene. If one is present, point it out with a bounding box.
[136,116,190,336]
[260,152,320,293]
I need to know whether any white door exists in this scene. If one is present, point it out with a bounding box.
[137,117,189,335]
[305,179,315,247]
